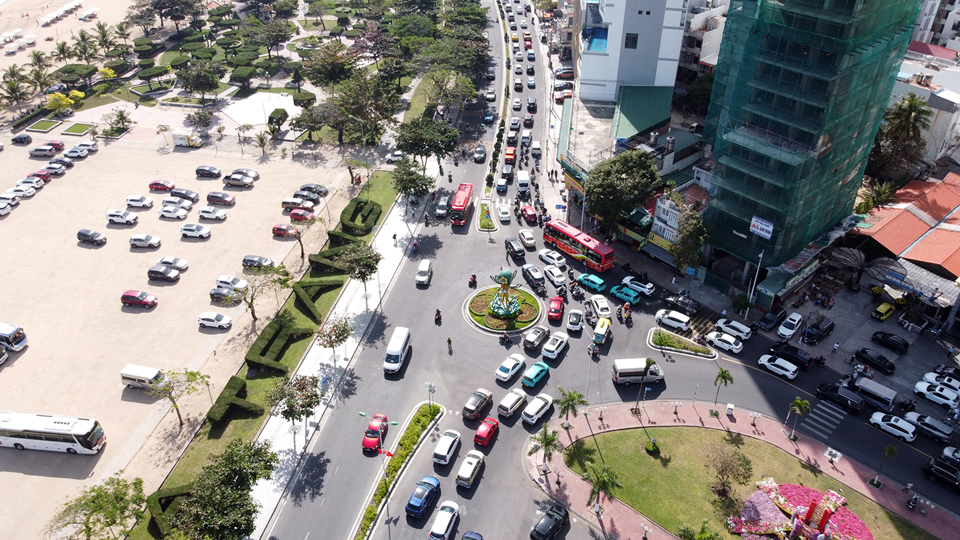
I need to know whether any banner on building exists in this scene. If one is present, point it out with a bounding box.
[750,216,774,240]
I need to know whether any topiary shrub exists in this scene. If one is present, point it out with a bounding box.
[292,90,315,107]
[191,50,214,60]
[344,29,364,37]
[104,59,131,75]
[169,55,190,69]
[329,26,344,35]
[104,49,126,58]
[236,44,260,53]
[217,18,241,29]
[133,37,153,47]
[133,45,155,58]
[145,484,193,538]
[216,37,239,48]
[292,276,347,321]
[230,66,256,87]
[182,33,205,44]
[339,198,382,233]
[209,5,232,16]
[268,108,289,128]
[138,58,155,68]
[231,51,260,66]
[282,60,301,72]
[190,19,207,30]
[179,42,205,52]
[206,376,266,426]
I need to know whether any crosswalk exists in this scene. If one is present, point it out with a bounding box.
[799,401,846,440]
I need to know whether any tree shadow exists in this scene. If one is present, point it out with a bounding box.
[799,457,824,478]
[408,233,444,260]
[323,365,359,405]
[711,493,744,521]
[564,439,597,471]
[723,430,745,449]
[289,451,331,505]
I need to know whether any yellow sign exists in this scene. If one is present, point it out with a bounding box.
[648,232,673,249]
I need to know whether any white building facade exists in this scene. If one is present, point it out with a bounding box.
[679,0,728,77]
[914,0,940,43]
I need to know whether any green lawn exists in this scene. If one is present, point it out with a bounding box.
[71,94,117,112]
[479,202,495,230]
[132,80,176,94]
[27,119,60,131]
[403,76,436,123]
[563,428,938,540]
[295,125,377,146]
[63,123,95,135]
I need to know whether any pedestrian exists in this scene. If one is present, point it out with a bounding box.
[392,233,397,242]
[832,342,839,354]
[903,482,913,493]
[721,309,727,318]
[949,346,956,360]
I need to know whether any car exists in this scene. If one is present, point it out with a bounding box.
[195,165,221,178]
[496,177,508,192]
[621,276,655,296]
[548,296,564,321]
[801,316,834,345]
[405,476,440,518]
[170,188,200,203]
[758,306,787,331]
[44,83,65,94]
[121,290,157,308]
[157,256,189,271]
[198,312,232,329]
[16,177,44,190]
[496,354,525,382]
[361,413,389,451]
[232,168,260,181]
[815,383,864,414]
[294,190,321,204]
[935,364,960,379]
[129,234,162,248]
[158,206,189,220]
[435,196,450,217]
[7,186,35,198]
[455,449,484,487]
[149,180,175,191]
[502,165,515,180]
[299,183,328,196]
[126,195,154,208]
[485,90,497,101]
[197,206,227,221]
[514,64,523,75]
[474,418,499,446]
[484,107,497,123]
[943,447,960,467]
[523,327,550,350]
[216,275,248,291]
[872,302,896,321]
[46,140,64,151]
[665,294,700,315]
[520,19,528,28]
[778,312,803,339]
[868,412,916,442]
[27,170,51,181]
[577,273,606,293]
[206,191,236,206]
[538,249,566,268]
[223,174,254,188]
[923,372,960,393]
[64,147,88,158]
[498,204,511,222]
[768,343,813,369]
[0,193,20,207]
[541,333,569,359]
[209,287,240,303]
[242,255,274,269]
[11,134,32,144]
[924,458,960,492]
[715,319,752,340]
[42,164,67,176]
[0,201,10,216]
[566,310,583,332]
[527,97,538,112]
[429,500,459,540]
[290,209,316,222]
[77,229,107,245]
[519,229,537,248]
[522,393,554,424]
[522,361,550,386]
[589,295,612,319]
[554,81,574,91]
[71,141,96,153]
[610,286,642,305]
[180,224,212,239]
[106,210,138,225]
[758,355,799,380]
[852,348,895,375]
[543,265,564,287]
[530,504,568,540]
[385,150,405,163]
[521,205,537,222]
[498,388,527,417]
[904,412,954,443]
[462,388,493,419]
[527,50,535,60]
[526,64,535,75]
[473,144,487,163]
[706,331,743,354]
[527,77,536,89]
[512,98,523,111]
[49,157,74,168]
[554,90,573,103]
[523,114,534,128]
[522,264,545,285]
[914,382,960,409]
[655,309,691,331]
[510,117,521,131]
[871,331,909,354]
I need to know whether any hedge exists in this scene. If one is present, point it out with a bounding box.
[231,51,260,66]
[145,484,193,537]
[169,55,190,69]
[268,108,289,128]
[329,26,344,35]
[192,50,213,60]
[243,317,314,373]
[104,49,126,58]
[340,198,382,233]
[223,29,241,38]
[179,42,205,52]
[308,244,356,273]
[344,29,364,38]
[104,59,131,75]
[206,376,266,426]
[230,66,256,87]
[292,91,315,107]
[138,58,155,68]
[134,37,153,47]
[328,229,363,247]
[293,276,347,321]
[12,108,48,129]
[209,5,232,16]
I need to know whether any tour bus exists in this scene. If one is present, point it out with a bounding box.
[0,323,27,351]
[449,183,474,226]
[611,358,665,385]
[0,411,105,454]
[543,219,615,272]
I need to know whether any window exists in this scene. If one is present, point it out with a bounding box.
[625,33,638,49]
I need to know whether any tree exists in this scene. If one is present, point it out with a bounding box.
[302,40,356,90]
[669,208,709,272]
[290,105,326,141]
[867,93,933,181]
[126,0,157,34]
[556,386,588,427]
[177,60,226,101]
[391,158,434,200]
[787,396,811,439]
[147,369,211,427]
[185,108,213,130]
[315,314,353,362]
[171,439,279,540]
[137,65,171,91]
[114,22,132,45]
[98,67,117,81]
[44,91,76,116]
[101,107,136,132]
[45,471,145,540]
[94,21,116,53]
[584,150,662,231]
[53,41,74,65]
[423,68,475,112]
[73,40,99,66]
[874,445,897,485]
[28,50,52,73]
[584,462,623,509]
[335,244,383,295]
[868,180,897,208]
[251,19,294,59]
[156,124,171,145]
[307,2,327,28]
[237,123,253,145]
[351,22,392,68]
[237,265,292,322]
[377,57,411,92]
[706,442,753,497]
[713,367,733,406]
[395,116,459,173]
[254,131,270,156]
[27,68,54,97]
[267,375,323,446]
[2,64,24,82]
[677,519,723,540]
[527,424,563,471]
[886,92,932,146]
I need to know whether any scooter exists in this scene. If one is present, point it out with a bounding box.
[453,156,459,166]
[448,172,453,183]
[435,309,442,324]
[907,494,919,511]
[499,333,511,345]
[568,268,575,279]
[814,355,826,368]
[468,274,477,287]
[897,399,917,412]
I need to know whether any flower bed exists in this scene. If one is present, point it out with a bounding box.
[735,479,872,540]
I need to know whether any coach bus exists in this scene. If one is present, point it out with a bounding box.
[0,323,27,352]
[0,411,105,454]
[449,183,473,225]
[543,219,615,272]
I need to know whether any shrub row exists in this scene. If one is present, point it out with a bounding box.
[340,198,382,233]
[243,318,315,374]
[308,243,357,273]
[293,276,347,321]
[652,328,712,355]
[206,376,266,426]
[12,108,49,129]
[145,484,193,537]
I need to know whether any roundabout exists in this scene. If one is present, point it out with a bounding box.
[465,268,543,332]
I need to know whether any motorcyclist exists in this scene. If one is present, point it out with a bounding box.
[502,331,510,343]
[435,308,441,318]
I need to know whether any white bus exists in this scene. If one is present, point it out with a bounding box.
[611,358,665,385]
[0,411,105,454]
[0,323,27,352]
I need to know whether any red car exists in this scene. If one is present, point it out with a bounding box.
[28,170,52,181]
[48,140,64,151]
[290,209,315,222]
[548,296,564,320]
[149,180,175,191]
[524,40,532,49]
[272,224,297,237]
[362,413,389,452]
[521,205,537,222]
[474,417,499,446]
[121,290,158,309]
[554,90,573,103]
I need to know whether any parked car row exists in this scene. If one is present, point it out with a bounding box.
[1,139,98,217]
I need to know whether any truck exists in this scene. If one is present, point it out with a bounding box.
[172,130,203,148]
[516,170,531,193]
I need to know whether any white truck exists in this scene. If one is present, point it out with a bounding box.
[516,170,531,193]
[172,130,203,148]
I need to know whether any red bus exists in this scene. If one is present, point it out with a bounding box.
[449,183,473,225]
[543,220,615,272]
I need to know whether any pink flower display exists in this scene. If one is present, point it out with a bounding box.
[831,507,874,540]
[777,483,822,511]
[741,491,790,524]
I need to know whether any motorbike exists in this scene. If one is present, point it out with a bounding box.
[435,309,442,323]
[853,364,874,379]
[897,399,917,412]
[448,172,453,183]
[588,343,599,356]
[568,268,575,279]
[624,311,633,325]
[499,333,511,345]
[622,263,648,282]
[453,156,459,166]
[695,334,708,345]
[814,355,826,368]
[468,274,477,288]
[536,159,541,171]
[537,215,544,227]
[907,494,919,511]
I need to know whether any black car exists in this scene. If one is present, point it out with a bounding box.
[815,383,863,413]
[170,188,200,203]
[462,389,492,419]
[12,134,32,145]
[300,183,329,196]
[206,191,236,206]
[294,190,321,204]
[209,287,240,303]
[195,165,222,178]
[871,331,909,354]
[758,307,787,331]
[147,265,180,282]
[527,97,537,112]
[554,81,574,91]
[769,343,813,369]
[523,265,546,286]
[924,458,960,493]
[530,505,568,540]
[801,317,834,345]
[49,157,74,168]
[523,326,549,350]
[502,165,514,180]
[526,64,535,75]
[665,295,700,316]
[77,229,107,245]
[853,347,896,375]
[935,363,960,378]
[242,255,274,269]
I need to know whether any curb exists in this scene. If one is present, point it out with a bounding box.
[645,327,718,360]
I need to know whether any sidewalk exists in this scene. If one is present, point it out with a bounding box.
[525,401,957,540]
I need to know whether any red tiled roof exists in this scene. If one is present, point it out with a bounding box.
[911,182,960,221]
[896,180,935,205]
[909,41,958,60]
[681,184,710,209]
[903,229,960,277]
[855,208,929,255]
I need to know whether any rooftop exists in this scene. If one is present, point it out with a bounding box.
[907,40,958,61]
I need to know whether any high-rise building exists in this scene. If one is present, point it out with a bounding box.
[703,0,923,266]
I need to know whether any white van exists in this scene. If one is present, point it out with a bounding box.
[612,358,664,385]
[520,130,532,146]
[531,140,542,158]
[120,364,165,389]
[416,260,433,286]
[383,327,411,373]
[516,170,531,193]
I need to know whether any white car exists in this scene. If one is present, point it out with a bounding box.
[656,309,691,332]
[705,331,743,354]
[495,354,525,382]
[198,312,232,329]
[65,147,88,158]
[567,309,583,331]
[914,382,960,409]
[42,164,66,176]
[758,355,798,380]
[159,206,189,220]
[0,202,10,216]
[7,186,35,198]
[385,150,405,163]
[0,193,20,206]
[541,332,569,359]
[589,295,612,319]
[513,98,522,110]
[197,206,227,221]
[543,265,564,287]
[129,234,161,248]
[157,256,189,271]
[106,210,138,224]
[231,168,260,181]
[429,501,459,540]
[868,412,917,442]
[519,228,536,248]
[716,318,752,340]
[455,450,484,488]
[75,140,98,152]
[621,276,655,295]
[521,393,554,424]
[180,224,211,239]
[923,372,960,393]
[777,312,803,339]
[216,275,248,291]
[162,197,193,210]
[16,177,44,189]
[498,388,527,417]
[498,204,511,222]
[126,195,154,208]
[538,249,566,268]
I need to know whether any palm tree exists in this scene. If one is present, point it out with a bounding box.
[28,51,51,73]
[787,396,811,439]
[27,69,54,97]
[885,93,932,146]
[1,79,30,111]
[72,29,95,48]
[713,367,733,406]
[52,41,74,65]
[584,462,623,510]
[556,386,588,428]
[874,445,897,485]
[73,41,98,65]
[2,64,24,82]
[527,425,564,472]
[94,22,116,54]
[237,123,253,144]
[255,131,271,156]
[114,22,131,45]
[677,519,723,540]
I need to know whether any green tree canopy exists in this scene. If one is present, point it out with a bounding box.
[45,471,145,540]
[391,158,435,199]
[669,208,709,272]
[302,40,356,89]
[395,116,459,171]
[177,59,226,100]
[584,150,662,231]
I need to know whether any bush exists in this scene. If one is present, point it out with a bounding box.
[292,276,347,321]
[180,42,205,52]
[268,108,289,128]
[217,18,241,29]
[104,59,131,75]
[329,25,344,35]
[652,329,712,355]
[206,376,265,426]
[283,60,301,72]
[182,33,205,44]
[340,198,382,233]
[133,37,153,47]
[230,66,256,87]
[169,55,190,69]
[138,58,155,68]
[231,51,260,66]
[104,49,126,58]
[292,90,316,107]
[12,108,48,129]
[209,5,233,16]
[191,50,214,60]
[145,484,193,537]
[223,29,242,38]
[344,29,364,37]
[216,37,239,48]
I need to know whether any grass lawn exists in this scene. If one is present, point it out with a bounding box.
[403,76,436,123]
[132,80,176,94]
[72,94,117,112]
[63,123,95,134]
[479,202,495,230]
[27,119,60,131]
[165,97,217,105]
[112,86,158,107]
[298,19,336,31]
[563,428,938,540]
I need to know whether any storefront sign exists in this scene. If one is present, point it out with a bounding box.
[750,216,774,240]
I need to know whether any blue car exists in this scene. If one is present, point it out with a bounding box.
[484,107,495,123]
[522,361,550,387]
[404,476,440,518]
[610,286,642,304]
[577,273,606,293]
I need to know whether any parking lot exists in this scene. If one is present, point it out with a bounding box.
[0,136,347,537]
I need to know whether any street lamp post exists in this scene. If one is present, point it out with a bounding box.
[744,249,764,319]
